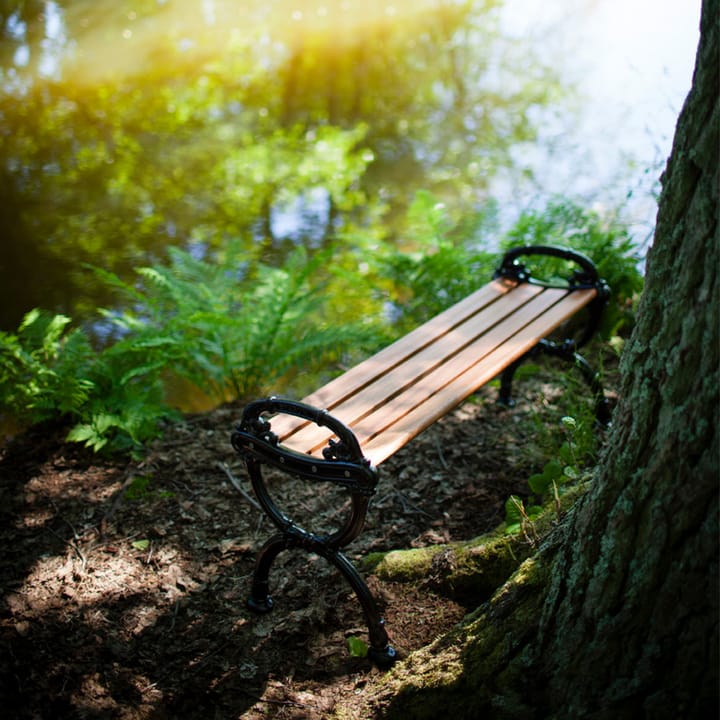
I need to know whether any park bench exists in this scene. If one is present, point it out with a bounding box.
[231,245,611,666]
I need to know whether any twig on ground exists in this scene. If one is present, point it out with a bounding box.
[435,437,449,469]
[216,461,262,511]
[396,491,433,517]
[103,468,139,525]
[47,526,87,573]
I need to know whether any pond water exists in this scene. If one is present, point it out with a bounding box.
[0,0,700,332]
[497,0,700,249]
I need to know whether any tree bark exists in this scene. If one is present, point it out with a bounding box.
[357,2,719,717]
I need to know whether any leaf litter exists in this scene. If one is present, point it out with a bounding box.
[0,367,613,718]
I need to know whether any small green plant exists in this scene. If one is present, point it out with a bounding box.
[504,495,543,545]
[505,414,593,537]
[347,636,369,658]
[528,416,582,495]
[124,475,153,501]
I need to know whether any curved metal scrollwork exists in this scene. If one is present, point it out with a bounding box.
[494,244,608,293]
[493,245,612,425]
[231,397,396,667]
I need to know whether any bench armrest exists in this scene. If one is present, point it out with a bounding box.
[494,245,610,348]
[494,244,609,294]
[231,397,378,494]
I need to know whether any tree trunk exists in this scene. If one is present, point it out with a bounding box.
[358,2,719,717]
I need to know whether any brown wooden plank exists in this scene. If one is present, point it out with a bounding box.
[268,279,515,440]
[278,283,546,454]
[361,288,598,465]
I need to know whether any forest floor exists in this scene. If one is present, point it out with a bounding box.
[0,358,617,719]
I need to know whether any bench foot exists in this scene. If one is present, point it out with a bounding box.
[247,595,274,613]
[368,644,398,668]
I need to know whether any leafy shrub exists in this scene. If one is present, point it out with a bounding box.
[99,243,381,404]
[1,243,382,453]
[0,309,96,421]
[0,318,166,453]
[376,193,642,340]
[0,309,173,452]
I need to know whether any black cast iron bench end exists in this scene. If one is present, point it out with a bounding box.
[231,397,396,664]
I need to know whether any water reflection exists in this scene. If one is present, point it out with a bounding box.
[2,0,653,332]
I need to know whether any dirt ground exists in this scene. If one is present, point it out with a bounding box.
[0,365,613,719]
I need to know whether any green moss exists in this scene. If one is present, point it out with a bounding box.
[363,545,438,580]
[363,481,591,601]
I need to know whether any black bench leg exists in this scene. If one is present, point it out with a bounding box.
[321,549,396,667]
[247,532,287,613]
[497,356,525,408]
[246,530,396,666]
[496,341,611,426]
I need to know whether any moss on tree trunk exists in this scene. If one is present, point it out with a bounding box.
[364,482,591,602]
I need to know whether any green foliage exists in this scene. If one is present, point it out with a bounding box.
[505,413,595,537]
[347,636,369,658]
[100,243,381,404]
[504,495,543,540]
[0,307,175,453]
[1,191,639,459]
[0,309,95,421]
[1,241,385,454]
[503,198,644,337]
[377,191,497,329]
[0,0,565,330]
[375,194,642,341]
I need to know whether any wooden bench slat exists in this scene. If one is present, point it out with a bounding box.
[360,288,598,465]
[268,279,516,439]
[279,282,547,454]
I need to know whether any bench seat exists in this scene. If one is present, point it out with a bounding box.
[271,279,599,467]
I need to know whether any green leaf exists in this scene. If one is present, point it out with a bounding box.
[131,539,150,551]
[504,495,525,525]
[347,636,369,658]
[528,473,551,495]
[543,460,563,480]
[66,424,97,442]
[526,505,544,519]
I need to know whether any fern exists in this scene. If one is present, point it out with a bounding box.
[97,242,380,404]
[0,309,96,421]
[0,308,173,453]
